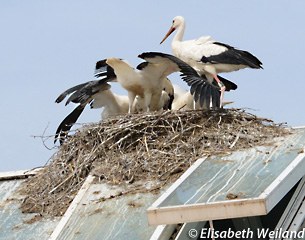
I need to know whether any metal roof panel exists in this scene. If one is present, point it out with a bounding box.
[147,128,305,225]
[0,179,60,240]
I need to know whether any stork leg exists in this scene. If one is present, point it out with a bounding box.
[213,74,226,108]
[144,92,152,112]
[127,92,136,114]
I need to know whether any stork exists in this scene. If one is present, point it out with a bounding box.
[137,51,221,109]
[134,90,172,113]
[54,81,112,144]
[172,84,200,110]
[132,77,174,112]
[160,16,262,105]
[172,85,233,111]
[54,51,225,144]
[54,80,172,144]
[95,52,222,113]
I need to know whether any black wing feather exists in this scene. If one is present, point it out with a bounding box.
[136,62,149,70]
[199,84,209,108]
[94,59,117,80]
[138,52,221,109]
[55,82,89,103]
[201,42,263,69]
[54,105,85,144]
[216,75,238,91]
[65,81,111,105]
[54,80,111,144]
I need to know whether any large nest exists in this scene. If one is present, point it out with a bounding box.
[20,109,289,217]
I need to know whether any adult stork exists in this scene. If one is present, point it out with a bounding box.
[94,52,222,113]
[160,16,262,105]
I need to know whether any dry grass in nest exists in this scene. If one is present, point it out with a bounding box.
[20,108,289,217]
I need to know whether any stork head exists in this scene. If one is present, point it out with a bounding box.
[160,16,185,44]
[162,78,174,110]
[106,58,121,67]
[172,16,184,28]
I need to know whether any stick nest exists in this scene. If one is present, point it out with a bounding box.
[20,109,289,217]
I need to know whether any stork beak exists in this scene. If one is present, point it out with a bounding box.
[160,26,175,44]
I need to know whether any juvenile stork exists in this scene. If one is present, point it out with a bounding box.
[160,16,262,105]
[94,59,176,113]
[172,85,233,111]
[54,80,172,144]
[95,52,222,114]
[54,81,113,144]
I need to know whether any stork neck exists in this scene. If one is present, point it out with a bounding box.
[105,92,123,114]
[97,90,120,111]
[173,22,185,43]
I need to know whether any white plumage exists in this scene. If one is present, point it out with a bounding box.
[90,89,129,119]
[54,77,173,144]
[171,85,199,110]
[160,16,263,105]
[134,90,171,113]
[96,58,175,114]
[55,51,224,144]
[172,84,233,111]
[95,52,220,114]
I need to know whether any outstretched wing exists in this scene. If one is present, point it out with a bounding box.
[55,82,89,104]
[138,52,221,109]
[54,58,118,145]
[65,81,111,105]
[54,105,85,144]
[54,81,111,144]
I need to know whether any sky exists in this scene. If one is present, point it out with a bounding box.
[1,0,305,172]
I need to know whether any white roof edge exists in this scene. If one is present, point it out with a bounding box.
[147,197,267,225]
[292,126,305,129]
[260,148,305,211]
[0,167,43,181]
[49,175,95,240]
[149,224,177,240]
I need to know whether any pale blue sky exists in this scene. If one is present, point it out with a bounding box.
[1,1,305,171]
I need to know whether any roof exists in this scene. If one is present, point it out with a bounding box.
[147,127,305,225]
[50,176,160,240]
[0,170,60,240]
[0,171,162,240]
[1,127,304,240]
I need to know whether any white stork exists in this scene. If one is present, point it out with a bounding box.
[132,77,174,112]
[95,52,222,114]
[54,81,112,144]
[172,85,199,110]
[134,90,171,113]
[160,16,262,105]
[54,51,223,144]
[54,79,173,144]
[172,85,233,111]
